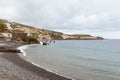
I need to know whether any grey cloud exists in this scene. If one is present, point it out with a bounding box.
[0,0,120,38]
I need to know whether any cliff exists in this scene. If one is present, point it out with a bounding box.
[0,19,104,40]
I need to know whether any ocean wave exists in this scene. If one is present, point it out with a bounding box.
[31,62,40,67]
[17,45,30,56]
[17,44,38,56]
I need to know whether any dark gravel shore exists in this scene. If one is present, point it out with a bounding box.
[0,43,72,80]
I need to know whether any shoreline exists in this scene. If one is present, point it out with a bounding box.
[0,42,72,80]
[18,44,74,80]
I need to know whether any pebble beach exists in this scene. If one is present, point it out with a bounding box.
[0,43,71,80]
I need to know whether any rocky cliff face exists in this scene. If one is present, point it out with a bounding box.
[0,19,104,40]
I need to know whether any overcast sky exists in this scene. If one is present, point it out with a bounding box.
[0,0,120,39]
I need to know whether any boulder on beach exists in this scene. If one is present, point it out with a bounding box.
[0,46,20,53]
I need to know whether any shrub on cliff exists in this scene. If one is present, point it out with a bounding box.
[0,23,7,32]
[48,31,63,39]
[28,34,38,39]
[22,37,39,44]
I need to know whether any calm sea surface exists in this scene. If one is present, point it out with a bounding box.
[20,40,120,80]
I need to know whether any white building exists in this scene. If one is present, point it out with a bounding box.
[5,23,13,30]
[2,33,12,38]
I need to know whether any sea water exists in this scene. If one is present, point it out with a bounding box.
[20,40,120,80]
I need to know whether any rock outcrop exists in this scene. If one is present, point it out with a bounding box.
[0,46,20,53]
[22,37,40,44]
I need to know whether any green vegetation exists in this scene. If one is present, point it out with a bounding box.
[27,33,38,39]
[0,23,7,32]
[42,30,48,35]
[71,34,92,39]
[38,29,63,39]
[10,24,17,28]
[0,32,2,35]
[48,31,63,39]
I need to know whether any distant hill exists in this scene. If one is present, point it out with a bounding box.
[0,19,104,40]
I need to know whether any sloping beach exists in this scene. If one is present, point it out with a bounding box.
[0,43,71,80]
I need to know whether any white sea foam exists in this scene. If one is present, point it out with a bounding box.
[32,62,40,67]
[17,45,29,56]
[17,44,38,56]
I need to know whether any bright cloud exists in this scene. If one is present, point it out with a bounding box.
[0,0,120,39]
